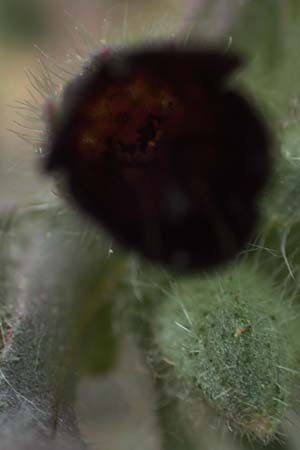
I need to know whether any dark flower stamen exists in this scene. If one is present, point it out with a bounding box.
[44,44,272,271]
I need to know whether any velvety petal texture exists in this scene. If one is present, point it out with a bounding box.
[44,44,271,271]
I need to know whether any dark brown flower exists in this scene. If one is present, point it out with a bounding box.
[44,43,271,271]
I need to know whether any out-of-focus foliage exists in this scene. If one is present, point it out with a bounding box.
[0,0,51,44]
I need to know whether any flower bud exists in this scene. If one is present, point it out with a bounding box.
[44,43,271,271]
